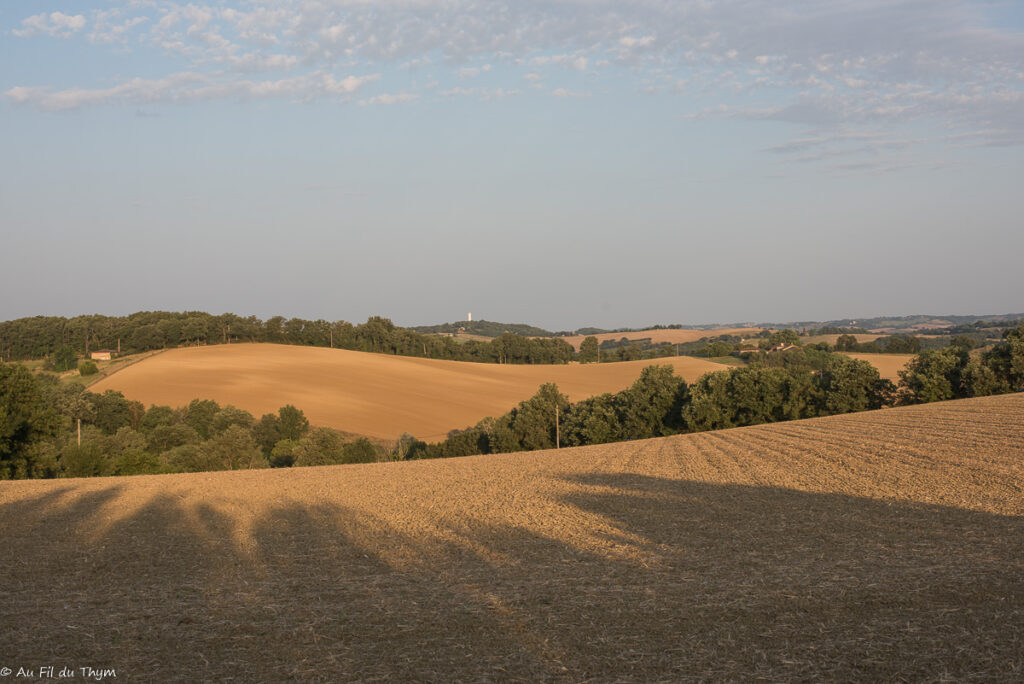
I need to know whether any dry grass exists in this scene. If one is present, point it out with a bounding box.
[2,394,1022,681]
[840,352,916,381]
[556,327,763,351]
[88,343,731,441]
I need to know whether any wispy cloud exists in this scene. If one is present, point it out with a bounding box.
[359,92,418,106]
[5,0,1024,163]
[4,71,378,110]
[12,11,86,38]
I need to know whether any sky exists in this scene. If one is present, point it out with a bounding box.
[1,1,1022,330]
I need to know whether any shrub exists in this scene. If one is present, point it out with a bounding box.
[78,361,98,376]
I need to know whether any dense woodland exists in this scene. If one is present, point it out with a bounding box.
[0,312,574,365]
[3,323,1021,479]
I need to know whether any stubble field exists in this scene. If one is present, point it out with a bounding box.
[555,327,763,350]
[88,343,731,441]
[840,352,916,381]
[2,393,1021,681]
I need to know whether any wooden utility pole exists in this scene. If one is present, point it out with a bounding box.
[555,404,560,449]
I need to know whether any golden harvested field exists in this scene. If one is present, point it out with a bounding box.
[556,327,763,350]
[88,343,730,441]
[2,394,1022,681]
[841,352,916,381]
[803,333,885,345]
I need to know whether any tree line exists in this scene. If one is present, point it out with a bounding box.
[406,323,1024,460]
[4,324,1021,479]
[0,371,384,479]
[0,312,574,366]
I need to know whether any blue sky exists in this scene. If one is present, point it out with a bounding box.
[2,1,1022,329]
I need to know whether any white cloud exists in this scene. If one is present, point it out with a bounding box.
[551,88,588,98]
[89,10,149,44]
[619,36,654,49]
[359,92,418,105]
[13,12,86,38]
[6,0,1024,153]
[4,71,378,111]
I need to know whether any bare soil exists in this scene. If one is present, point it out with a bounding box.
[88,344,731,441]
[2,394,1022,682]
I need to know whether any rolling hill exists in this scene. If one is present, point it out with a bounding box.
[2,394,1021,680]
[556,327,764,350]
[88,343,733,441]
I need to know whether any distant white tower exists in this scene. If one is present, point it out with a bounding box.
[468,312,472,322]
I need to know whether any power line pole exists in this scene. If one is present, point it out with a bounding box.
[555,404,560,449]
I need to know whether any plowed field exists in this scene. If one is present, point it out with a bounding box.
[88,343,731,441]
[3,394,1022,681]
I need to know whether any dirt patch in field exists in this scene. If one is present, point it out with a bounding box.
[841,352,916,381]
[556,327,764,350]
[88,343,730,441]
[2,394,1022,681]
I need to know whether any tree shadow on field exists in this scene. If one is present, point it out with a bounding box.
[1,472,1022,682]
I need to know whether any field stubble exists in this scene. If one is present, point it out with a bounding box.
[2,394,1022,681]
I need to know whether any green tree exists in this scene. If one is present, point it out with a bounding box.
[898,348,969,404]
[147,424,200,453]
[162,444,208,473]
[962,358,1009,398]
[563,393,621,446]
[183,399,221,439]
[617,365,687,439]
[578,336,599,363]
[87,390,144,435]
[277,404,310,441]
[141,405,178,431]
[391,432,427,461]
[269,439,299,467]
[682,371,734,432]
[254,413,282,457]
[211,405,255,434]
[0,364,60,479]
[768,329,801,347]
[341,438,379,464]
[980,323,1024,392]
[884,334,922,354]
[292,427,348,466]
[834,334,859,352]
[200,425,267,470]
[817,356,893,415]
[60,441,110,478]
[505,383,570,451]
[51,345,78,372]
